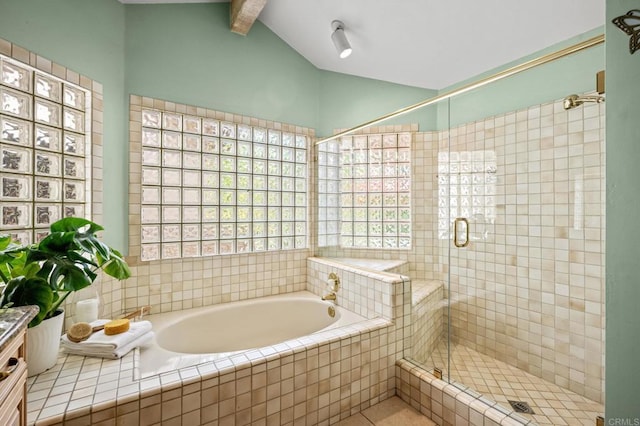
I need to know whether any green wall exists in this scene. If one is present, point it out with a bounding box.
[0,0,435,248]
[317,70,437,137]
[125,3,320,130]
[0,0,127,249]
[605,0,640,420]
[441,27,605,129]
[0,0,637,419]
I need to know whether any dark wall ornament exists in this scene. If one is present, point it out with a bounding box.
[612,9,640,54]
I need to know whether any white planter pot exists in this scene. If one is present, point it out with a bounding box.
[26,310,64,377]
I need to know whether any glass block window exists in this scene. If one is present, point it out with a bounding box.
[437,150,496,239]
[139,109,308,261]
[340,133,411,249]
[0,55,91,244]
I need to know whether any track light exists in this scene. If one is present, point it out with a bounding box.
[331,20,352,59]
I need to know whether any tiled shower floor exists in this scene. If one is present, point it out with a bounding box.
[421,340,603,425]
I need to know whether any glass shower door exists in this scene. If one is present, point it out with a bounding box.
[406,97,454,383]
[442,81,606,424]
[437,96,499,396]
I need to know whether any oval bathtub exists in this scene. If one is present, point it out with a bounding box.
[157,295,342,353]
[138,291,366,376]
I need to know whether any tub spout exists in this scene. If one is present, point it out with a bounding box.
[321,292,337,301]
[122,306,151,321]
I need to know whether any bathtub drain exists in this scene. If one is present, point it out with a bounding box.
[508,400,535,414]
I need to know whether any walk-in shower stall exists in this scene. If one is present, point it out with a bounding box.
[316,35,605,425]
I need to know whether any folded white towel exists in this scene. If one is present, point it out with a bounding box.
[62,332,154,359]
[61,319,153,351]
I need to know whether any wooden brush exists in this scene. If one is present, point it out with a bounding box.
[66,306,150,343]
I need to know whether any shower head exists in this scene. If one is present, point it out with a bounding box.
[563,94,605,110]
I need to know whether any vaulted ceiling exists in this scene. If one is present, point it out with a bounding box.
[121,0,605,90]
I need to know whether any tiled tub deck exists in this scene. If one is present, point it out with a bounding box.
[26,258,410,425]
[26,256,599,426]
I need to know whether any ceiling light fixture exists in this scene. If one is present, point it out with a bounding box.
[331,20,352,59]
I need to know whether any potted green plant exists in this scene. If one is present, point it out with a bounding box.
[0,217,131,375]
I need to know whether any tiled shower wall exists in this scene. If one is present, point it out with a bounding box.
[317,96,605,403]
[438,97,605,403]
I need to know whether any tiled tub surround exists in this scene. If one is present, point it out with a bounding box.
[308,259,444,376]
[121,249,311,315]
[410,281,445,365]
[27,319,393,426]
[27,259,409,425]
[306,257,410,323]
[319,258,409,275]
[310,259,443,379]
[138,291,368,377]
[70,249,313,336]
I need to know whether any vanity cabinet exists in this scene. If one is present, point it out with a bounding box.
[0,307,38,426]
[0,330,27,426]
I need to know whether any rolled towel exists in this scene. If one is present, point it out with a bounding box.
[61,319,153,351]
[62,332,154,359]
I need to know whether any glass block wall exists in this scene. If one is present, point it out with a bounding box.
[339,133,412,249]
[137,102,309,261]
[0,54,91,244]
[317,140,340,248]
[437,150,497,241]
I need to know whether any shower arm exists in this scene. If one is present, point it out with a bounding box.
[563,94,605,110]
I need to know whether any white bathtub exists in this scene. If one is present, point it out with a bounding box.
[137,291,366,377]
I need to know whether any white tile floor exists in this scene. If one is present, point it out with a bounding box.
[421,340,604,425]
[337,397,437,426]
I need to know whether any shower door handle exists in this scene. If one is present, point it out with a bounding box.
[453,217,470,248]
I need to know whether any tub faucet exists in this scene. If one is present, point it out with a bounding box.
[322,272,340,301]
[322,291,337,301]
[327,272,340,292]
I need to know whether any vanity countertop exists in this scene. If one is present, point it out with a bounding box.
[0,306,38,352]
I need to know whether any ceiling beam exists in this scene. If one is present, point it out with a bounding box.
[230,0,267,35]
